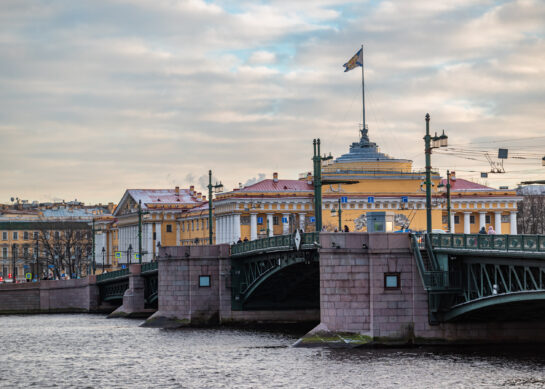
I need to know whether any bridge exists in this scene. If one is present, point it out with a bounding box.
[230,232,320,310]
[413,233,545,324]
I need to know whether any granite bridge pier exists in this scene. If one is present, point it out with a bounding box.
[2,232,545,346]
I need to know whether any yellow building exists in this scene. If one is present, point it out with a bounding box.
[441,172,521,234]
[177,202,212,246]
[214,173,315,243]
[113,186,207,264]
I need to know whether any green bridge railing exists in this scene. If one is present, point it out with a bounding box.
[141,261,158,273]
[231,232,320,257]
[431,233,545,253]
[96,268,129,283]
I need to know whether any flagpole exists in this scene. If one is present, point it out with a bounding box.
[361,44,365,136]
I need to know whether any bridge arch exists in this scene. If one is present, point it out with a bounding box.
[444,291,545,322]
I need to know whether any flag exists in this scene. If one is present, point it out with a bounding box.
[343,48,363,72]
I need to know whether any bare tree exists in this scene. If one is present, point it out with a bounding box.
[517,194,545,234]
[36,222,91,279]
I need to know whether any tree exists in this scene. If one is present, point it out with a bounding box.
[36,222,91,279]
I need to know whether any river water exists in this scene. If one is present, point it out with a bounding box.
[2,315,545,388]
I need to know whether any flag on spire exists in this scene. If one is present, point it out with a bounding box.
[343,48,363,72]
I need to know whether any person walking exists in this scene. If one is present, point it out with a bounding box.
[478,226,487,234]
[487,226,496,234]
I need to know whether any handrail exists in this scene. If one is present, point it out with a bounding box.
[424,233,440,271]
[430,233,545,253]
[410,234,430,290]
[96,268,129,283]
[141,261,158,273]
[231,232,320,257]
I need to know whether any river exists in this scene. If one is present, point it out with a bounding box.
[1,315,545,388]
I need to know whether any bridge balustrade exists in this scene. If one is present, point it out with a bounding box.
[96,268,129,283]
[231,232,319,257]
[431,233,545,253]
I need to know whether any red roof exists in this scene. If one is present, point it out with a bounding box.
[239,179,313,192]
[441,178,493,191]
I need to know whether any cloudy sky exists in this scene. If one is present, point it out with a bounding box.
[1,0,544,204]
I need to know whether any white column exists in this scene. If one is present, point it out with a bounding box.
[495,211,502,234]
[267,214,274,237]
[146,224,152,261]
[450,213,456,233]
[299,213,306,231]
[463,212,471,234]
[176,223,180,246]
[215,218,219,244]
[282,213,290,235]
[479,212,486,229]
[156,222,162,247]
[233,214,241,242]
[250,213,258,241]
[220,216,226,244]
[510,211,517,235]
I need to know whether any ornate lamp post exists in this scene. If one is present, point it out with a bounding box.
[101,247,106,273]
[312,139,333,232]
[127,244,133,268]
[424,114,448,234]
[207,170,223,244]
[330,198,343,231]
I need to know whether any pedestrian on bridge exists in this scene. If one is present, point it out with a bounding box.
[479,226,487,234]
[488,226,496,234]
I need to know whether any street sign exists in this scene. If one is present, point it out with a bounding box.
[401,196,408,203]
[25,273,32,280]
[340,196,348,203]
[282,217,288,223]
[257,217,263,224]
[115,252,121,259]
[367,196,375,203]
[134,253,140,261]
[309,217,316,223]
[121,265,126,269]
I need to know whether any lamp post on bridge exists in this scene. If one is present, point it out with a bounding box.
[127,244,133,268]
[330,198,343,231]
[101,247,105,273]
[207,170,223,245]
[312,139,333,232]
[424,113,448,234]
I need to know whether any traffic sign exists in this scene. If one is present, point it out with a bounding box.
[257,217,263,224]
[115,252,121,259]
[341,196,348,203]
[25,273,32,279]
[401,196,408,203]
[282,217,288,223]
[121,265,126,269]
[134,253,140,261]
[309,217,316,223]
[367,196,375,203]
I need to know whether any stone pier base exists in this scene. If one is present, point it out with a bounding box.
[109,264,155,319]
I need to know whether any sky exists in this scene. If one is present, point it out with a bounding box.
[1,0,544,204]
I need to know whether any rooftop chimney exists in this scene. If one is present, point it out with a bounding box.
[450,171,456,181]
[175,186,180,195]
[273,172,279,183]
[307,172,312,185]
[190,185,195,195]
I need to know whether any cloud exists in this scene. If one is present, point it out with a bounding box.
[0,0,544,203]
[244,173,267,187]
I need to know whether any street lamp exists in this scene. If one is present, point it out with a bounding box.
[137,200,149,264]
[11,243,16,283]
[91,218,96,275]
[207,170,224,244]
[330,199,343,231]
[424,114,448,234]
[312,139,333,232]
[127,244,133,268]
[101,247,105,273]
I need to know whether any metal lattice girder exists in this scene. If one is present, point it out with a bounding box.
[144,274,158,304]
[100,280,129,301]
[231,249,318,308]
[231,232,320,257]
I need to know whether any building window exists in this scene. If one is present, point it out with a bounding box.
[196,220,199,231]
[182,222,185,232]
[2,247,7,259]
[470,215,475,224]
[273,216,279,225]
[501,215,509,223]
[199,275,211,287]
[33,231,39,240]
[54,231,60,240]
[454,216,460,224]
[486,215,491,224]
[2,232,7,241]
[13,232,18,240]
[166,224,172,233]
[192,221,194,231]
[153,232,157,241]
[384,273,400,290]
[240,216,250,225]
[23,246,29,258]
